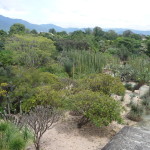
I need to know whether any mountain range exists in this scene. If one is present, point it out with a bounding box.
[0,15,150,35]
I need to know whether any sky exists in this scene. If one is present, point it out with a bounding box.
[0,0,150,30]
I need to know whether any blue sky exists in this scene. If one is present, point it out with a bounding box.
[0,0,150,30]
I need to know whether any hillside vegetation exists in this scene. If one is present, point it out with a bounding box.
[0,23,150,150]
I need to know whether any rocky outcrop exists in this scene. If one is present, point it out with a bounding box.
[101,126,150,150]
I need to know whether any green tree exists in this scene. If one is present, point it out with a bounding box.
[146,40,150,57]
[122,30,133,37]
[30,29,38,34]
[0,30,7,50]
[22,86,64,111]
[104,30,118,40]
[93,26,104,37]
[9,23,26,35]
[49,28,56,34]
[10,67,62,113]
[5,34,56,67]
[84,28,92,35]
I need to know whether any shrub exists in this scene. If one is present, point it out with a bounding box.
[125,83,133,91]
[128,104,144,121]
[142,97,150,111]
[9,137,25,150]
[66,90,123,128]
[0,121,31,150]
[80,73,125,96]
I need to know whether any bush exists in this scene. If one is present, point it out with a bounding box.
[9,137,25,150]
[0,121,31,150]
[80,73,125,96]
[128,104,144,121]
[142,97,150,111]
[66,90,123,128]
[125,83,133,91]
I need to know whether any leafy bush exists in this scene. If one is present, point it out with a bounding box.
[80,73,125,96]
[66,90,123,128]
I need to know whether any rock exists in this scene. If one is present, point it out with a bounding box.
[139,85,150,98]
[101,126,150,150]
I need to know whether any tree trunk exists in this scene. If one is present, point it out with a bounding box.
[35,142,40,150]
[7,95,10,115]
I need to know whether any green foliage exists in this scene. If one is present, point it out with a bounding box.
[60,50,113,78]
[142,97,150,110]
[128,55,150,83]
[93,26,104,37]
[146,40,150,57]
[66,90,122,127]
[80,73,125,96]
[49,28,56,34]
[115,37,141,54]
[10,67,62,112]
[111,55,150,83]
[8,137,25,150]
[39,62,68,77]
[9,23,26,35]
[22,85,65,111]
[0,50,13,66]
[116,45,130,61]
[103,30,118,40]
[128,104,144,121]
[0,30,7,50]
[0,121,31,150]
[124,83,134,91]
[5,34,56,67]
[30,29,38,34]
[142,90,150,111]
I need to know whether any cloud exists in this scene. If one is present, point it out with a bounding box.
[0,0,150,30]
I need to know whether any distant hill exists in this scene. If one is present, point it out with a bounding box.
[0,15,79,33]
[103,28,150,35]
[0,15,150,35]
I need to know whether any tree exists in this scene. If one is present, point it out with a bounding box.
[117,45,130,62]
[11,67,62,113]
[146,40,150,57]
[9,23,26,35]
[67,90,122,128]
[5,34,56,67]
[93,26,104,37]
[0,30,7,37]
[84,28,92,35]
[30,29,38,34]
[23,106,60,150]
[49,28,56,34]
[22,85,64,111]
[103,30,118,40]
[122,30,133,37]
[115,37,141,54]
[0,30,7,50]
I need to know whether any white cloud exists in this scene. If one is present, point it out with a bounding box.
[0,0,150,30]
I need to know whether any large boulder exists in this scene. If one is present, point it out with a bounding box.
[101,126,150,150]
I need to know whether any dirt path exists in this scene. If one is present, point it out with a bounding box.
[27,113,123,150]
